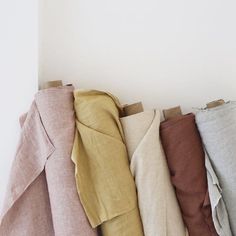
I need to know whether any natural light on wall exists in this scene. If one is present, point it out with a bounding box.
[39,0,236,112]
[0,0,38,208]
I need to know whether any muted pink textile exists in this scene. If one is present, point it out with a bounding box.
[0,86,97,236]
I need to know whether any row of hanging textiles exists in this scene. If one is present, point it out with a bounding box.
[0,80,235,236]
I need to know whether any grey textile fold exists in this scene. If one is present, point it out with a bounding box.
[196,102,235,236]
[0,86,97,236]
[205,154,232,236]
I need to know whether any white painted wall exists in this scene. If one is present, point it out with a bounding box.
[39,0,236,112]
[0,0,38,208]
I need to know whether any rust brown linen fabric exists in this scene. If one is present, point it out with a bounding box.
[0,86,97,236]
[160,113,218,236]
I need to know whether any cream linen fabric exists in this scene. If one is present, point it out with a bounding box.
[0,86,97,236]
[71,90,144,236]
[120,110,187,236]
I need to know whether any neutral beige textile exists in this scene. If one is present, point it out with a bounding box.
[0,86,97,236]
[120,110,187,236]
[71,90,144,236]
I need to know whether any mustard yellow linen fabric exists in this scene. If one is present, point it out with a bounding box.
[71,90,143,236]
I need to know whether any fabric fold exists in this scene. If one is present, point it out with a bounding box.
[71,90,144,236]
[0,102,55,236]
[196,102,236,235]
[120,110,187,236]
[204,154,231,236]
[160,113,218,236]
[0,86,97,236]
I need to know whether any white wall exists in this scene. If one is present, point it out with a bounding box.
[0,0,38,208]
[39,0,236,112]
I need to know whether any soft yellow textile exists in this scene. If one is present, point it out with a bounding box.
[101,207,144,236]
[71,90,143,236]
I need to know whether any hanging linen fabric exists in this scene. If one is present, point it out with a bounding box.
[160,113,218,236]
[71,90,144,236]
[196,102,236,236]
[0,86,97,236]
[120,109,188,236]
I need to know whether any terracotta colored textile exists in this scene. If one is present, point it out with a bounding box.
[160,113,218,236]
[120,110,188,236]
[71,90,144,236]
[0,86,97,236]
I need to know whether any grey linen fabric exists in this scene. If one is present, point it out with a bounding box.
[0,86,97,236]
[196,102,236,236]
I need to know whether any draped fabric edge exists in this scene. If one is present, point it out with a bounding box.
[0,102,55,224]
[204,152,232,236]
[73,89,125,137]
[127,110,156,168]
[121,110,164,232]
[71,90,139,228]
[71,128,137,228]
[127,110,162,177]
[73,89,124,113]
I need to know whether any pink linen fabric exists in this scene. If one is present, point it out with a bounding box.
[0,86,97,236]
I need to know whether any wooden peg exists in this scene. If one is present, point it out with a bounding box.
[123,102,144,116]
[206,99,225,108]
[163,106,182,120]
[43,80,63,89]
